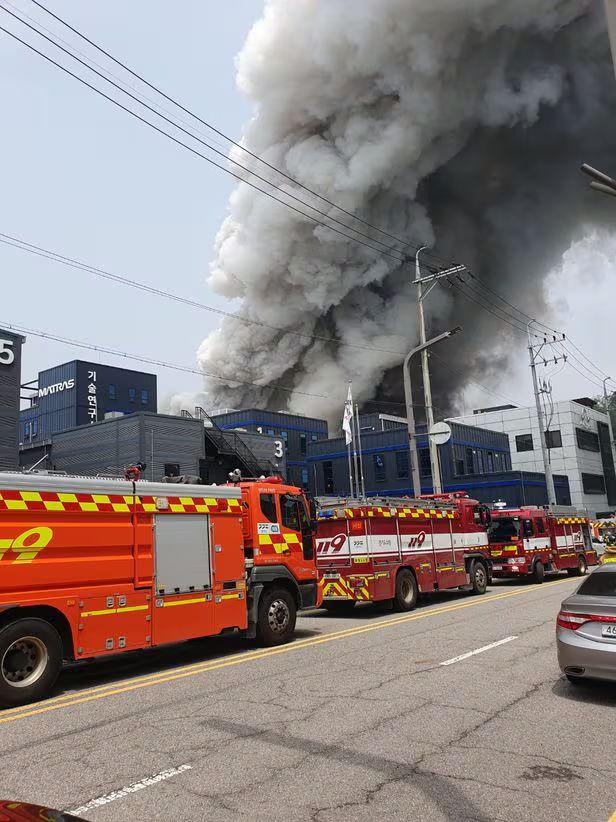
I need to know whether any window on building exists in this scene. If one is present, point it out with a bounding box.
[476,451,484,474]
[576,427,600,452]
[419,449,431,478]
[373,454,386,483]
[465,447,474,474]
[301,468,309,487]
[108,384,117,400]
[311,434,318,442]
[486,451,494,472]
[141,389,149,405]
[395,450,409,479]
[280,430,288,441]
[32,418,38,439]
[323,461,334,494]
[516,433,533,452]
[582,473,606,495]
[545,430,562,449]
[300,433,307,455]
[128,387,136,402]
[267,429,274,437]
[455,459,465,476]
[23,422,30,440]
[260,493,278,523]
[164,463,180,477]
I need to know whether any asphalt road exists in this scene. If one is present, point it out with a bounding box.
[0,576,614,822]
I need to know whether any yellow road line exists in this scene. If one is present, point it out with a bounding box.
[608,811,616,822]
[0,577,575,725]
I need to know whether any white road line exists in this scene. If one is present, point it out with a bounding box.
[68,764,192,815]
[440,636,518,667]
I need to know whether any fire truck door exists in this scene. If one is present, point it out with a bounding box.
[152,514,214,644]
[437,518,464,590]
[78,590,152,657]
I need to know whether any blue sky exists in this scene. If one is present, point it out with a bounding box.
[0,0,262,407]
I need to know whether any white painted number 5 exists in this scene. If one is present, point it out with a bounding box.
[0,339,14,366]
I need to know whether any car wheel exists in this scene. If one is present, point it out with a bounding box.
[0,619,62,707]
[470,561,488,595]
[532,561,545,584]
[394,569,418,612]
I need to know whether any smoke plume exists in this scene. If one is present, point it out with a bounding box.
[196,0,616,425]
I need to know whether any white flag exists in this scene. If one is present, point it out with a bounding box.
[342,383,353,446]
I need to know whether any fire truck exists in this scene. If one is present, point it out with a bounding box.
[487,504,598,583]
[0,471,317,707]
[315,492,492,611]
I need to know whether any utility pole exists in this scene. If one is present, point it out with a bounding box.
[528,320,557,506]
[602,377,616,472]
[404,327,462,497]
[414,248,465,494]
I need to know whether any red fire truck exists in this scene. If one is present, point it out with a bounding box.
[487,504,598,583]
[0,471,317,706]
[315,492,492,611]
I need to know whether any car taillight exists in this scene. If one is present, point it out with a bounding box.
[557,611,616,630]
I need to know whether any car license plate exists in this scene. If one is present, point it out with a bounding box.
[324,573,339,580]
[602,624,616,637]
[492,564,503,571]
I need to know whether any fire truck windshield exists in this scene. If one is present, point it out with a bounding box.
[488,517,520,543]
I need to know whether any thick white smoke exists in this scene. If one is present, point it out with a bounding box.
[195,0,615,424]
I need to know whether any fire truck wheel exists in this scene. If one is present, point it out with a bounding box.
[470,561,488,595]
[532,561,545,584]
[568,555,587,577]
[0,619,62,707]
[257,588,297,646]
[394,569,418,612]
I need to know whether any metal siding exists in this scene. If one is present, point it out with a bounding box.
[141,414,205,481]
[0,330,24,470]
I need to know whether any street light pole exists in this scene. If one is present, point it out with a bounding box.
[414,250,466,494]
[404,327,462,497]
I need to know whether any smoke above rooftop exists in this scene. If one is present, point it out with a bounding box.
[193,0,616,425]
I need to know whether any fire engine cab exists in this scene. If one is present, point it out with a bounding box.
[0,471,317,707]
[315,492,492,611]
[487,504,598,583]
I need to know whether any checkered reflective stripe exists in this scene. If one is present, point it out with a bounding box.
[0,490,242,515]
[555,517,588,525]
[318,506,458,521]
[258,532,301,554]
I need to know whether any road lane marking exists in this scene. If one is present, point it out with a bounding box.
[68,763,191,815]
[440,635,517,666]
[608,811,616,822]
[0,577,576,725]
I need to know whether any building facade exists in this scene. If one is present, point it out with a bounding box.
[307,417,570,507]
[19,412,285,483]
[0,328,25,471]
[210,409,328,489]
[450,400,616,515]
[20,360,157,444]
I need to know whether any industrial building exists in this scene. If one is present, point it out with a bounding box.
[307,413,571,507]
[451,399,616,515]
[210,408,329,488]
[20,410,285,483]
[19,360,157,444]
[0,327,25,471]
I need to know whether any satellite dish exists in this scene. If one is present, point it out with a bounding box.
[429,421,452,446]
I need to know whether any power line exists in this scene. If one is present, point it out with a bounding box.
[0,5,421,268]
[0,18,413,269]
[27,0,453,270]
[0,319,330,398]
[0,231,409,358]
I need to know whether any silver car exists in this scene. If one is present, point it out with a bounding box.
[557,564,616,684]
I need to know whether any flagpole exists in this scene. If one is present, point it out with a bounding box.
[351,412,360,500]
[355,402,366,498]
[344,381,354,498]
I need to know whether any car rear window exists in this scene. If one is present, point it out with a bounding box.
[577,572,616,597]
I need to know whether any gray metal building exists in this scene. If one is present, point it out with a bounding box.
[19,412,286,483]
[0,328,25,471]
